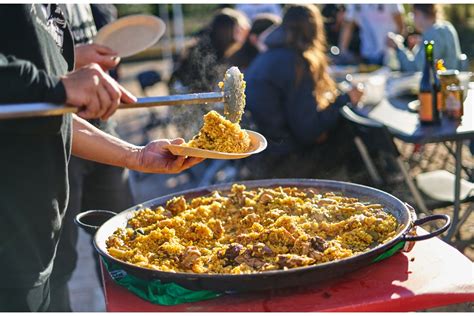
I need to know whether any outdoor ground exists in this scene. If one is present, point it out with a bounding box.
[68,60,473,312]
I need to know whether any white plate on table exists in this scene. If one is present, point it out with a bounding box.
[165,130,267,160]
[407,99,420,112]
[94,15,166,58]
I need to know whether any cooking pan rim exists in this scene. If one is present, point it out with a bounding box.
[94,178,412,279]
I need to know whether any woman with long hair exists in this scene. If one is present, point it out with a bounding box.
[241,4,363,181]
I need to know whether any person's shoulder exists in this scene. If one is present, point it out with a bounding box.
[437,20,456,30]
[267,47,296,59]
[0,3,31,17]
[251,48,295,69]
[432,20,458,35]
[246,48,295,79]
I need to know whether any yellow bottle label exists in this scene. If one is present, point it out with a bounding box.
[419,92,433,121]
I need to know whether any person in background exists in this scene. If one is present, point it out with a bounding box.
[241,4,363,181]
[168,7,249,139]
[48,4,134,312]
[321,4,360,65]
[322,4,359,52]
[339,4,405,65]
[0,4,203,311]
[90,4,120,80]
[387,4,462,72]
[91,4,117,30]
[169,7,249,94]
[227,13,281,72]
[235,3,282,21]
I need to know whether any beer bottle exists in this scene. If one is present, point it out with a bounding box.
[418,40,441,125]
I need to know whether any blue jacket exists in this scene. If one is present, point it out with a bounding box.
[244,31,350,154]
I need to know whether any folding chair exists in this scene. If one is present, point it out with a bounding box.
[340,105,430,214]
[416,170,474,239]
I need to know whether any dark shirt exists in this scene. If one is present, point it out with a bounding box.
[0,4,73,288]
[244,27,350,154]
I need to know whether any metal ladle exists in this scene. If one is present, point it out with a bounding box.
[0,66,246,123]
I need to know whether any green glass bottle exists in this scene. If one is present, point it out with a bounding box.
[418,40,441,125]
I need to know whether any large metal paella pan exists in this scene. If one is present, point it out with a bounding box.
[76,179,450,292]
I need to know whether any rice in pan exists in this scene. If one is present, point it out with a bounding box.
[106,184,398,274]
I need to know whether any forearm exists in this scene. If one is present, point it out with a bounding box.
[71,114,140,168]
[338,21,354,52]
[72,115,204,174]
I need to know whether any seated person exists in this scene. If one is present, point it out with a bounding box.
[227,13,281,72]
[169,7,249,94]
[387,4,462,72]
[240,4,363,182]
[322,4,360,64]
[168,8,249,140]
[339,4,405,65]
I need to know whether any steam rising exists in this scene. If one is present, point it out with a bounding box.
[168,39,230,140]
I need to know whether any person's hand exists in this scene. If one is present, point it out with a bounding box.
[75,43,120,70]
[128,138,205,174]
[61,63,136,120]
[347,85,364,106]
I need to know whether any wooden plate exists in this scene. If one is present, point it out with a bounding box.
[94,15,165,58]
[165,130,267,160]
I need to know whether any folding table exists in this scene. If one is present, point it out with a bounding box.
[355,88,474,240]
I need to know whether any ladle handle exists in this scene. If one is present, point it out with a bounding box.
[0,92,224,120]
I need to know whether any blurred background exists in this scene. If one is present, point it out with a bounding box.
[115,4,474,70]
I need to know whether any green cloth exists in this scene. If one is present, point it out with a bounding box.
[102,259,222,306]
[372,241,406,263]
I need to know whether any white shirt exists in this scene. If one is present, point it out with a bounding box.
[345,4,404,59]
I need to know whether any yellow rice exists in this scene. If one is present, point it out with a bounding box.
[106,184,399,274]
[186,110,251,153]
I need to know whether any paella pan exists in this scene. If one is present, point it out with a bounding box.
[76,179,450,292]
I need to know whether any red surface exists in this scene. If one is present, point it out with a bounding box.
[101,228,474,312]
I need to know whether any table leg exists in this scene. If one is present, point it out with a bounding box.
[443,140,463,241]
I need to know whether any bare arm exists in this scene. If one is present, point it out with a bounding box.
[338,20,355,53]
[72,115,204,173]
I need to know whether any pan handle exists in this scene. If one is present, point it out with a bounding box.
[74,210,117,235]
[402,214,451,242]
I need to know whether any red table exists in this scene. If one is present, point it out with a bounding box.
[101,228,474,312]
